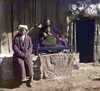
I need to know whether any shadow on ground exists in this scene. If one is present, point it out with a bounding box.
[0,78,40,89]
[93,78,100,81]
[0,80,23,89]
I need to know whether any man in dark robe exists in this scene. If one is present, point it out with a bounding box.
[38,18,65,47]
[12,25,33,86]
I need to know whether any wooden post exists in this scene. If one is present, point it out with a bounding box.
[71,22,73,52]
[0,1,5,53]
[18,0,25,24]
[25,0,30,27]
[69,23,71,52]
[5,0,12,53]
[11,0,13,38]
[73,20,76,52]
[12,0,19,37]
[34,0,38,55]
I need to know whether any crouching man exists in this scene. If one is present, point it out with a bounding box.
[12,24,33,87]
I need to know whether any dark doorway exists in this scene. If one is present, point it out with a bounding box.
[76,19,95,63]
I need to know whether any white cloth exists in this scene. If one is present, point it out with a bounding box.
[21,34,25,41]
[18,25,28,30]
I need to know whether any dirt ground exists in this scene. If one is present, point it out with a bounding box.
[0,63,100,91]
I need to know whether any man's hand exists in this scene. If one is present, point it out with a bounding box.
[43,32,47,37]
[24,53,28,59]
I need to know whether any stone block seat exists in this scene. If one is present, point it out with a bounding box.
[0,52,80,80]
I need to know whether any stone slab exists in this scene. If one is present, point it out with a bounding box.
[0,53,80,80]
[39,53,80,79]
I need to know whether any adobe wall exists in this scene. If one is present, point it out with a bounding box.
[0,53,79,80]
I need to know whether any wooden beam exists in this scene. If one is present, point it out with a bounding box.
[18,0,25,24]
[12,0,19,37]
[0,1,5,53]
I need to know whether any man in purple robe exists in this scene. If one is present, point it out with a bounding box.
[38,18,65,47]
[12,25,33,87]
[38,19,65,53]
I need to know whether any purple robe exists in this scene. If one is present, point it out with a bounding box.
[12,33,33,79]
[38,25,65,47]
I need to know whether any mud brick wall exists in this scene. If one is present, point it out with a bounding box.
[0,55,39,80]
[38,53,80,79]
[0,57,15,80]
[0,53,80,80]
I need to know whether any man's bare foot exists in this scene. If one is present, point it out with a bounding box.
[26,76,33,87]
[27,80,33,87]
[21,78,28,82]
[29,76,33,82]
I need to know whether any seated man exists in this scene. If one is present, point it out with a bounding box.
[38,18,65,47]
[12,25,33,87]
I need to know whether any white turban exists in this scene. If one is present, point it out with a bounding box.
[18,24,28,30]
